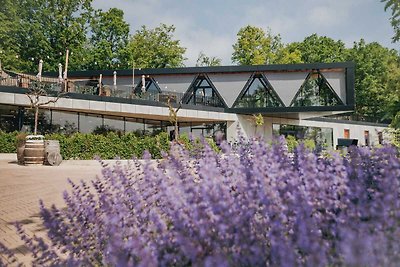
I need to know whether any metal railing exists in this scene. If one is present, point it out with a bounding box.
[0,75,188,105]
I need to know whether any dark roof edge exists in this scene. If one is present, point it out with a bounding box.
[44,62,355,78]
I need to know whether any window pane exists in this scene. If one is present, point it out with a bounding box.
[125,117,144,135]
[52,110,79,134]
[79,113,103,133]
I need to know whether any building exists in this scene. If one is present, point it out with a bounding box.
[0,62,389,148]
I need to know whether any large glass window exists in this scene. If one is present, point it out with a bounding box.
[134,77,161,101]
[0,104,20,132]
[185,75,225,107]
[125,117,145,135]
[145,119,163,136]
[273,124,333,150]
[52,110,79,134]
[79,113,103,133]
[290,71,343,107]
[234,74,283,108]
[103,115,125,133]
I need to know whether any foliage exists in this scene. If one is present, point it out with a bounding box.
[301,138,316,151]
[291,34,348,63]
[85,8,130,70]
[0,0,26,71]
[346,39,400,122]
[0,131,18,153]
[2,136,400,266]
[0,1,131,72]
[273,44,303,64]
[285,134,298,152]
[124,24,186,68]
[6,0,94,72]
[382,0,400,42]
[196,51,222,67]
[231,25,283,65]
[43,132,170,160]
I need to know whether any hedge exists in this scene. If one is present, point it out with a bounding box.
[0,131,219,159]
[0,131,171,159]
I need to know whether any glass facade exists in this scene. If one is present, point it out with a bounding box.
[273,123,334,150]
[234,74,283,108]
[290,71,343,107]
[0,105,226,139]
[186,75,225,107]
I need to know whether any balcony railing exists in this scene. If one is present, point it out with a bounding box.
[0,75,187,105]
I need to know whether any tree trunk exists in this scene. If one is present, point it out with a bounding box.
[34,106,39,135]
[175,120,178,141]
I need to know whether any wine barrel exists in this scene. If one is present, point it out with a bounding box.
[24,136,45,165]
[17,141,25,165]
[44,140,62,166]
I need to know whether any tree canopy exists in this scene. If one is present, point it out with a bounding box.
[289,34,348,63]
[85,8,130,70]
[382,0,400,42]
[346,39,400,122]
[124,24,186,69]
[196,52,221,67]
[231,26,283,65]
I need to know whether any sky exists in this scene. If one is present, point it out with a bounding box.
[93,0,399,66]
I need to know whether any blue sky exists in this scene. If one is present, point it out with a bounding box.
[93,0,398,66]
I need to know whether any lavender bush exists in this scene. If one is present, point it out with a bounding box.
[1,136,400,266]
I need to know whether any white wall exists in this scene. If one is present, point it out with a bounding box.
[228,115,389,148]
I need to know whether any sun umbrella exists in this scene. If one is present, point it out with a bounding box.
[58,63,63,83]
[37,59,43,82]
[141,75,146,93]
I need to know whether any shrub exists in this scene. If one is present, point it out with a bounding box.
[2,135,400,266]
[0,131,18,153]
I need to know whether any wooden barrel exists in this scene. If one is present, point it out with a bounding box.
[24,137,45,165]
[44,140,62,166]
[17,141,25,165]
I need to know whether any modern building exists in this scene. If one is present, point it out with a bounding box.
[0,62,389,148]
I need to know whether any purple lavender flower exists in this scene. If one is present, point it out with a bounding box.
[1,135,399,266]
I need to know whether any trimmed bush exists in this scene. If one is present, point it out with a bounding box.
[0,131,18,153]
[45,132,171,160]
[2,136,400,266]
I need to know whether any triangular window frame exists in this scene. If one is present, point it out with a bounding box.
[289,70,344,107]
[232,73,285,108]
[182,74,227,108]
[134,77,162,96]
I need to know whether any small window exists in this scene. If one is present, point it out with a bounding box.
[344,129,350,139]
[364,130,370,146]
[378,132,383,145]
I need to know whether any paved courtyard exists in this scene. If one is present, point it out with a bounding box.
[0,154,110,265]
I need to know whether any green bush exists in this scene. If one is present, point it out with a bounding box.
[43,132,171,160]
[285,135,298,152]
[0,131,18,153]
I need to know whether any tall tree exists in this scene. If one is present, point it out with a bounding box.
[85,8,130,70]
[231,25,283,65]
[273,43,303,64]
[346,39,400,122]
[0,0,26,71]
[196,52,221,67]
[291,34,348,63]
[124,24,186,69]
[7,0,94,72]
[382,0,400,42]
